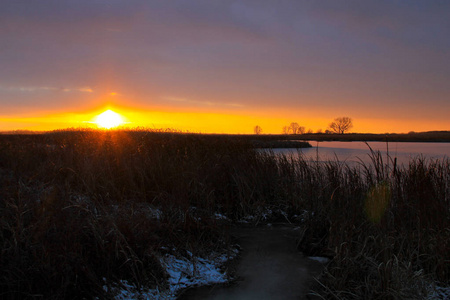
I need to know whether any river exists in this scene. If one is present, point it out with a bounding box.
[271,141,450,167]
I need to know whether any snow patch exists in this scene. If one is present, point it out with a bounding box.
[214,213,228,220]
[163,254,227,290]
[308,256,330,264]
[427,283,450,299]
[105,249,238,299]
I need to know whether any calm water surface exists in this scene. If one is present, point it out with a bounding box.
[272,142,450,166]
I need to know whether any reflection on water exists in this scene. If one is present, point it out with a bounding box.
[272,141,450,167]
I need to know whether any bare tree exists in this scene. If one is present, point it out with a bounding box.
[288,122,305,134]
[282,126,289,135]
[298,126,306,134]
[289,122,299,134]
[254,125,262,135]
[328,117,353,134]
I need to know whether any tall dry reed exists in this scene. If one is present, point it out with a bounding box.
[0,130,448,298]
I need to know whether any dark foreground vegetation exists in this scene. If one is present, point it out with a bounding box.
[0,129,449,299]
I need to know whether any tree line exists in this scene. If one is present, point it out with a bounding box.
[254,117,353,135]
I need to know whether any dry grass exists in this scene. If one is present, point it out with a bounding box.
[298,147,450,299]
[0,130,245,298]
[0,129,448,299]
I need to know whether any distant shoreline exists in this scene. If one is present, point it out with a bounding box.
[246,131,450,143]
[1,129,450,143]
[283,132,450,143]
[251,140,312,148]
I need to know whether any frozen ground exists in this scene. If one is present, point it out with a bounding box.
[179,225,325,300]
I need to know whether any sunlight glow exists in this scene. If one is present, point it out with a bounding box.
[2,106,447,133]
[95,110,124,129]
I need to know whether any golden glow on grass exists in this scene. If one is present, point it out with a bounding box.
[94,110,125,129]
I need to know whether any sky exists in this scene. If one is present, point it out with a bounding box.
[1,0,449,133]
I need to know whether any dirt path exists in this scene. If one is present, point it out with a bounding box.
[178,224,324,300]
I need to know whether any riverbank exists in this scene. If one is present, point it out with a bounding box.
[250,139,311,148]
[245,131,450,143]
[298,131,450,142]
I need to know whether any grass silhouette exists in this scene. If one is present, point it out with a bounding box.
[0,129,448,298]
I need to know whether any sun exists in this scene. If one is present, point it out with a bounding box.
[95,110,125,129]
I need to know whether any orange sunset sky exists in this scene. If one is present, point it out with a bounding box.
[1,1,449,134]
